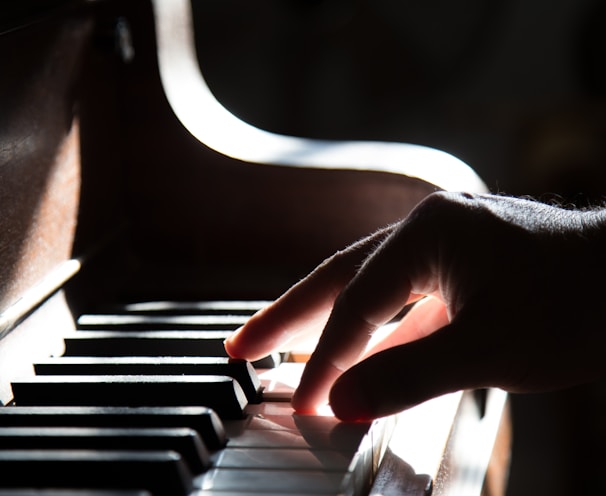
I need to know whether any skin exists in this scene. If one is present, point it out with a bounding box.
[225,191,606,421]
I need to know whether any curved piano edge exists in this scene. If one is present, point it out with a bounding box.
[151,0,488,195]
[370,388,510,496]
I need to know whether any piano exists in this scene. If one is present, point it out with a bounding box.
[0,0,510,494]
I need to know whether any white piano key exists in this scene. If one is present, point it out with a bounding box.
[198,468,355,494]
[244,402,372,434]
[202,446,372,494]
[224,428,368,451]
[212,447,353,471]
[258,362,303,401]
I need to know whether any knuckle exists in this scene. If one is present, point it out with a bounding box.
[407,191,483,227]
[334,288,380,331]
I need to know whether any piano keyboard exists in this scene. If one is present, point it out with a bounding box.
[0,300,397,496]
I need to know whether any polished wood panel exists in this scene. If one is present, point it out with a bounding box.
[0,12,88,312]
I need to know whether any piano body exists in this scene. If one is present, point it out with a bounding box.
[0,0,510,494]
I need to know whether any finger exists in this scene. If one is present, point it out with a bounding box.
[224,225,396,361]
[291,304,381,413]
[292,221,438,413]
[328,297,530,421]
[328,317,495,421]
[361,296,449,360]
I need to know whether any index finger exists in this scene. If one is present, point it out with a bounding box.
[224,225,396,361]
[292,218,439,413]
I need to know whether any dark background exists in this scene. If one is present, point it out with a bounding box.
[191,1,606,495]
[193,0,606,205]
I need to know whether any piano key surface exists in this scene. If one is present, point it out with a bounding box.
[0,450,194,496]
[0,426,211,473]
[0,406,227,450]
[33,356,263,402]
[1,300,508,495]
[11,375,249,419]
[62,331,233,356]
[60,329,281,368]
[2,299,397,496]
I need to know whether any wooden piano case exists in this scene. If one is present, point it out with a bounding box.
[0,0,510,494]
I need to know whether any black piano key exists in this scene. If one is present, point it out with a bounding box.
[11,375,248,419]
[0,426,210,474]
[61,330,281,368]
[0,406,226,449]
[0,450,193,496]
[62,331,232,357]
[77,313,248,330]
[112,300,267,316]
[33,356,263,402]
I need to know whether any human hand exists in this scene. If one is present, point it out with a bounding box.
[225,192,606,421]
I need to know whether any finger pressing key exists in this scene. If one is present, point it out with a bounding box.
[225,226,396,362]
[292,221,437,414]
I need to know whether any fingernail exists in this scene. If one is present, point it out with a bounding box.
[223,326,242,355]
[225,325,243,343]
